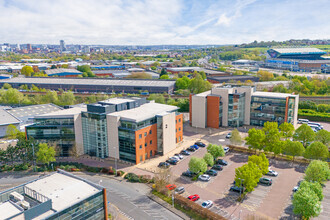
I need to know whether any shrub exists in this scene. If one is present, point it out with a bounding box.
[117,170,125,176]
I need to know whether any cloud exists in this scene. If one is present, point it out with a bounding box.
[0,0,329,45]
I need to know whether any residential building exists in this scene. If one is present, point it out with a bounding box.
[0,170,107,220]
[26,98,183,164]
[60,40,66,52]
[190,86,299,129]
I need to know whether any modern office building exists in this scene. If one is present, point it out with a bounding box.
[0,169,107,220]
[26,98,183,164]
[190,86,299,128]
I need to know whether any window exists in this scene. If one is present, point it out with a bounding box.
[145,153,148,159]
[179,127,181,131]
[165,124,168,128]
[145,143,147,147]
[176,129,177,133]
[149,130,152,135]
[175,120,177,124]
[139,134,142,139]
[140,155,143,162]
[179,136,181,141]
[176,138,177,143]
[179,118,181,122]
[150,150,152,157]
[150,140,152,145]
[139,145,142,149]
[144,132,147,137]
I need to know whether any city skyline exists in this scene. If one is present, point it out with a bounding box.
[1,0,329,45]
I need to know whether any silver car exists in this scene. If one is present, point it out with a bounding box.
[202,200,213,209]
[198,174,211,182]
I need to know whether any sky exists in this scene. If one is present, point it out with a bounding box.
[0,0,329,45]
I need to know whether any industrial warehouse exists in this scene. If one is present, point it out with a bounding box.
[0,77,176,94]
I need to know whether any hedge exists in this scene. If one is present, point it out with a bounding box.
[298,109,330,122]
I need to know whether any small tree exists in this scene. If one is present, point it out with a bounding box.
[263,122,281,152]
[36,143,56,165]
[230,129,242,145]
[3,83,12,89]
[293,187,321,219]
[6,124,20,139]
[304,142,329,160]
[283,140,305,162]
[154,168,171,192]
[299,181,323,201]
[21,66,34,77]
[304,160,330,184]
[293,124,315,147]
[203,153,214,167]
[207,144,225,160]
[246,128,265,154]
[235,161,262,192]
[279,122,295,140]
[248,153,269,175]
[315,129,330,147]
[188,157,207,174]
[160,68,167,77]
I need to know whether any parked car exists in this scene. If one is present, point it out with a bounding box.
[198,174,211,182]
[192,144,199,150]
[166,159,178,165]
[205,169,218,176]
[175,186,185,194]
[187,146,196,152]
[216,159,228,166]
[170,156,180,161]
[165,184,177,190]
[308,122,323,129]
[266,170,278,177]
[226,132,232,139]
[188,194,200,201]
[212,164,223,171]
[298,119,309,124]
[182,171,196,178]
[259,177,272,185]
[181,150,191,155]
[174,153,184,159]
[230,186,244,193]
[201,200,213,209]
[223,147,230,154]
[158,162,170,168]
[195,142,206,147]
[293,186,299,192]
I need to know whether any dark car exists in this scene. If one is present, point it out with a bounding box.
[259,177,272,185]
[187,147,196,152]
[212,164,223,171]
[230,186,244,193]
[166,159,178,165]
[205,169,218,176]
[191,145,199,150]
[158,162,170,168]
[182,171,196,178]
[216,159,228,166]
[181,150,191,155]
[195,142,206,147]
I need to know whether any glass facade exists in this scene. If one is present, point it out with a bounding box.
[250,96,287,126]
[82,112,108,158]
[228,93,245,127]
[26,118,75,156]
[287,97,295,124]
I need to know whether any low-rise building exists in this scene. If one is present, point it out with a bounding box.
[0,169,107,220]
[0,108,21,138]
[189,86,299,128]
[45,68,82,77]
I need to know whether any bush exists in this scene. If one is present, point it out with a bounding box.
[37,167,45,172]
[116,170,125,176]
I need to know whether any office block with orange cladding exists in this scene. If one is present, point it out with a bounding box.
[176,114,183,143]
[135,124,157,164]
[207,95,220,128]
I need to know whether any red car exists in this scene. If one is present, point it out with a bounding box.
[188,194,200,201]
[166,184,177,191]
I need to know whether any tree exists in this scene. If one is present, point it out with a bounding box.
[160,68,167,77]
[188,157,207,174]
[293,124,315,147]
[230,129,242,145]
[304,142,329,160]
[263,122,281,152]
[21,66,34,77]
[257,70,274,81]
[248,153,269,175]
[315,129,330,147]
[0,88,24,104]
[3,83,12,89]
[154,168,171,192]
[245,128,265,154]
[207,144,225,160]
[299,181,323,201]
[235,161,263,192]
[160,75,170,79]
[58,91,75,106]
[293,187,321,219]
[279,122,295,140]
[148,94,166,104]
[175,76,190,90]
[36,143,56,165]
[6,124,20,139]
[283,140,305,162]
[304,160,330,184]
[203,153,214,167]
[188,73,212,94]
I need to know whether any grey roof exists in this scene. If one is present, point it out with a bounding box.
[92,70,130,74]
[252,91,298,98]
[272,47,325,54]
[45,68,81,75]
[7,104,63,123]
[0,108,21,126]
[34,105,87,118]
[0,77,176,87]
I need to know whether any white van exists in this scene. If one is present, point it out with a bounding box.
[309,125,321,132]
[308,122,323,129]
[298,119,309,124]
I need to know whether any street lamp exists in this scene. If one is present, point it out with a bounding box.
[237,178,244,199]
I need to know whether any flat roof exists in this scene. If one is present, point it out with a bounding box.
[195,91,211,97]
[109,102,178,122]
[45,68,81,75]
[101,98,135,105]
[271,47,325,54]
[34,106,87,118]
[6,104,63,120]
[0,108,21,126]
[252,91,298,98]
[0,201,22,219]
[0,77,176,87]
[25,172,101,212]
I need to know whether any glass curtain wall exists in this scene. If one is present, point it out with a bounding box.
[228,93,245,127]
